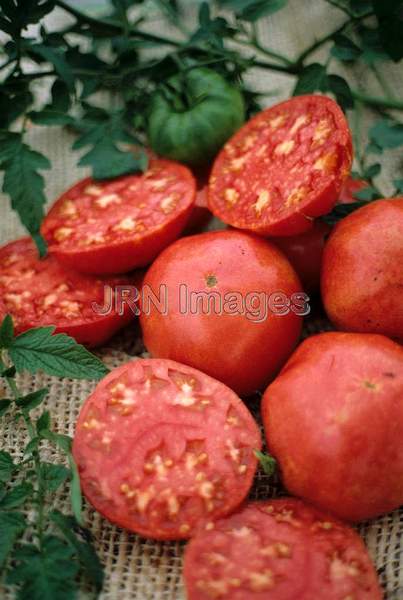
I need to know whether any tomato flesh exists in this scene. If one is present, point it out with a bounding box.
[262,332,403,521]
[184,498,382,600]
[0,237,134,346]
[41,158,196,274]
[140,230,303,396]
[208,95,352,236]
[321,198,403,341]
[73,358,261,540]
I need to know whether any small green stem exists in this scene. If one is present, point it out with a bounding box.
[350,89,403,111]
[295,18,352,67]
[352,100,365,176]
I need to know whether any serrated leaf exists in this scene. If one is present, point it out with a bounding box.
[254,450,277,477]
[28,43,75,90]
[354,186,380,201]
[0,314,14,348]
[0,399,12,417]
[9,327,109,380]
[331,33,361,61]
[36,411,51,434]
[0,451,15,482]
[50,510,104,590]
[7,536,78,600]
[0,482,33,509]
[78,138,145,180]
[40,463,70,492]
[0,511,26,569]
[327,74,354,110]
[24,437,40,456]
[16,388,48,412]
[40,430,72,454]
[369,119,403,149]
[293,63,328,96]
[0,132,49,256]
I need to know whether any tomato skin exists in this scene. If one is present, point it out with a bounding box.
[184,184,214,234]
[184,498,383,600]
[147,68,245,167]
[208,95,352,236]
[0,238,135,347]
[262,332,403,522]
[140,230,303,396]
[339,175,368,203]
[41,159,196,275]
[321,198,403,341]
[270,220,331,293]
[73,358,261,540]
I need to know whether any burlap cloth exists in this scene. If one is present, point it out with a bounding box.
[1,2,402,598]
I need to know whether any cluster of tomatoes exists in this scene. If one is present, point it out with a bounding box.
[1,94,402,599]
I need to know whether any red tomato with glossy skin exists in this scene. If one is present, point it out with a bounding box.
[270,220,331,293]
[184,498,382,600]
[339,175,368,204]
[140,230,303,396]
[0,238,135,346]
[208,95,352,236]
[41,158,196,275]
[321,198,403,341]
[73,358,261,540]
[262,332,403,522]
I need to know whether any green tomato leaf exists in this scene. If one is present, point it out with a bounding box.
[40,463,70,492]
[0,451,16,483]
[68,453,83,526]
[36,411,51,435]
[254,450,277,477]
[39,430,72,454]
[393,179,403,194]
[8,327,109,380]
[322,201,368,224]
[353,186,380,201]
[363,163,381,179]
[29,110,75,126]
[369,119,403,149]
[78,137,145,180]
[293,63,328,96]
[331,33,361,61]
[372,0,403,61]
[0,482,33,509]
[50,510,104,590]
[7,536,78,600]
[0,511,26,570]
[0,314,14,348]
[327,74,354,110]
[0,399,12,417]
[16,388,49,413]
[0,132,49,256]
[27,43,75,90]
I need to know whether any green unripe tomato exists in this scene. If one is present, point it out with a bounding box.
[147,68,245,167]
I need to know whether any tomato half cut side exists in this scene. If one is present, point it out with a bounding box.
[41,158,196,275]
[184,498,383,600]
[72,358,261,540]
[208,95,352,236]
[0,238,136,346]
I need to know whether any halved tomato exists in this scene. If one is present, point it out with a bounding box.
[73,358,261,539]
[184,498,382,599]
[41,158,196,274]
[208,95,352,236]
[0,238,135,346]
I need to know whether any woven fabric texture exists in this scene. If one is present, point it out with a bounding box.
[1,1,402,598]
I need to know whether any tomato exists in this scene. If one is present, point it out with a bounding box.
[147,68,245,167]
[321,198,403,341]
[208,94,352,236]
[184,183,214,234]
[184,498,382,600]
[72,357,261,540]
[262,332,403,522]
[41,158,196,275]
[339,175,368,204]
[270,220,331,293]
[140,230,303,396]
[0,238,135,346]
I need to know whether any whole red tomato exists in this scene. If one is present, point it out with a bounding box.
[140,230,304,396]
[262,331,403,522]
[270,220,331,294]
[321,198,403,341]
